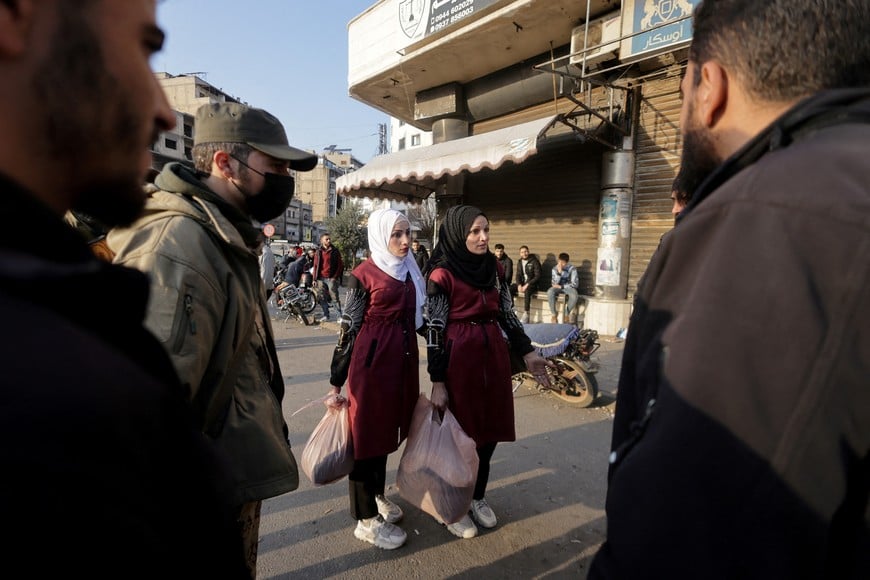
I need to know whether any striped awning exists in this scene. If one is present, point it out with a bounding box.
[336,115,558,201]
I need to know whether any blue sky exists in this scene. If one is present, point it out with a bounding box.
[153,0,387,163]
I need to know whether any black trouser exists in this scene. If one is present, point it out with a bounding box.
[348,454,388,520]
[511,285,533,313]
[474,442,497,500]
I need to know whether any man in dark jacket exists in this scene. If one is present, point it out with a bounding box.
[493,243,513,290]
[412,238,429,271]
[513,245,542,323]
[0,1,246,577]
[590,1,870,578]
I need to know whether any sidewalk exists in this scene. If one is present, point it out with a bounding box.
[260,307,623,579]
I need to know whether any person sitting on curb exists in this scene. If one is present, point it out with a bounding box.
[546,253,580,323]
[512,245,542,323]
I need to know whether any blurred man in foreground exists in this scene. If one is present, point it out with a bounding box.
[0,0,246,576]
[592,0,870,577]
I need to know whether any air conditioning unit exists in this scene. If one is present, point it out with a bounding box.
[569,12,621,67]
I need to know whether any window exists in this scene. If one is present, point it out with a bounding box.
[411,134,421,146]
[399,120,405,126]
[184,147,192,160]
[183,124,193,138]
[164,138,177,150]
[398,138,406,151]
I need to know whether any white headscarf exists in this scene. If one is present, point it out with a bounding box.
[368,208,427,328]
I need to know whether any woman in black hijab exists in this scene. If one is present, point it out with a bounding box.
[423,205,552,539]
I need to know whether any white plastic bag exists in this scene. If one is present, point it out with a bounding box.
[301,404,354,485]
[397,394,479,524]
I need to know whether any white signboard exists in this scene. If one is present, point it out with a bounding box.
[620,0,701,63]
[400,0,500,41]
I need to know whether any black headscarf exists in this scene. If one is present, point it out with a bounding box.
[424,205,497,289]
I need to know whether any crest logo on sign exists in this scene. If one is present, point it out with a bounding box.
[399,0,427,38]
[640,0,694,29]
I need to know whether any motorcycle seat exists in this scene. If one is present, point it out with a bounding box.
[522,323,581,357]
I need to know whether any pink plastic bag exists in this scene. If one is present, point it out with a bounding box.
[397,394,479,524]
[301,404,354,485]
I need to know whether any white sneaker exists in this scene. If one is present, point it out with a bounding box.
[354,515,406,550]
[520,312,529,323]
[375,494,403,524]
[444,514,478,539]
[470,498,497,529]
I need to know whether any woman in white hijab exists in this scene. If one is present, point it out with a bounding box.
[326,208,425,551]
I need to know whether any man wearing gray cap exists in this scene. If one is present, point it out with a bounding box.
[109,102,317,577]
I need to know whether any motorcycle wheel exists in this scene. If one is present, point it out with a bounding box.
[294,306,310,326]
[299,290,317,314]
[549,357,598,407]
[512,373,530,393]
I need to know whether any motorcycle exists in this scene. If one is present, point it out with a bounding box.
[276,283,315,326]
[512,323,600,407]
[274,271,317,316]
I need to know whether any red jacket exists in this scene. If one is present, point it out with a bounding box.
[313,246,343,280]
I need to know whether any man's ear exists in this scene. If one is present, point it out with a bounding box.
[0,0,34,57]
[697,60,728,128]
[213,150,234,178]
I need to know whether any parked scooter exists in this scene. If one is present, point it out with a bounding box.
[512,323,600,407]
[276,283,314,326]
[275,271,317,316]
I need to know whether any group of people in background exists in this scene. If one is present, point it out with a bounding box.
[3,1,867,579]
[494,243,595,325]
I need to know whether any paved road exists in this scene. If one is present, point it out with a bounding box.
[258,310,624,580]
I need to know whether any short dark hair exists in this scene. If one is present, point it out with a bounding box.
[558,252,570,262]
[689,0,870,101]
[519,245,529,252]
[494,243,505,250]
[192,142,252,173]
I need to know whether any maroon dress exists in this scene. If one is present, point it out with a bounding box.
[330,259,420,460]
[427,267,522,446]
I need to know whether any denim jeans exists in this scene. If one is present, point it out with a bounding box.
[317,277,341,317]
[547,286,579,317]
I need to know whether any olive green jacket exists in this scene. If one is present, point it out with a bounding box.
[108,163,298,505]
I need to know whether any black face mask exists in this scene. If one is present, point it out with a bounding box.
[229,155,295,222]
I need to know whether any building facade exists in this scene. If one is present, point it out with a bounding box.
[391,117,434,152]
[337,0,699,333]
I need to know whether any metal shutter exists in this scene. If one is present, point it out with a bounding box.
[464,141,602,289]
[627,74,682,297]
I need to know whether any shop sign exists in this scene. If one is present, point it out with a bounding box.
[400,0,500,40]
[620,0,701,62]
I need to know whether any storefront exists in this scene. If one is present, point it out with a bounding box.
[337,0,697,332]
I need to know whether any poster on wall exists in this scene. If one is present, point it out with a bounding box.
[617,191,632,239]
[619,0,701,63]
[596,247,622,287]
[600,193,619,243]
[400,0,500,42]
[601,221,619,243]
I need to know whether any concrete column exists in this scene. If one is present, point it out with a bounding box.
[595,150,634,299]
